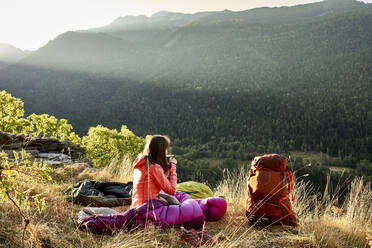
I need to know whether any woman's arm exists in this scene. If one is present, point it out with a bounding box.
[150,163,177,195]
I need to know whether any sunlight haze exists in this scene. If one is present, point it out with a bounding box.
[0,0,371,50]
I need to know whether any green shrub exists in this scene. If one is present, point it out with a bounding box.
[0,90,33,134]
[82,125,145,168]
[28,113,81,144]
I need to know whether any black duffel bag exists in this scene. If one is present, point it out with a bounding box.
[66,181,133,207]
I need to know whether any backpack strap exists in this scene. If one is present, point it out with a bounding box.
[279,195,297,226]
[287,169,294,201]
[284,168,294,202]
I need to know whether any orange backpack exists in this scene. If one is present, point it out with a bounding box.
[246,154,297,227]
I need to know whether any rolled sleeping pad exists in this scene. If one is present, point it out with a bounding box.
[177,181,213,199]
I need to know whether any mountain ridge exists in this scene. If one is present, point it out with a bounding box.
[85,0,369,36]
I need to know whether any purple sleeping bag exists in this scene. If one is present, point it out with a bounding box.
[78,192,227,234]
[196,197,227,221]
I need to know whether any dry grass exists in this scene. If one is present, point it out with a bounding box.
[0,159,370,248]
[72,157,134,183]
[94,157,134,183]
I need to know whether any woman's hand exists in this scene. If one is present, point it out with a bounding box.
[169,157,177,165]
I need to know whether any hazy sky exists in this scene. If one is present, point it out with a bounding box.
[0,0,371,50]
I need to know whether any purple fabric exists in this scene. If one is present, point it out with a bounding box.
[78,209,137,234]
[175,191,192,202]
[78,192,227,234]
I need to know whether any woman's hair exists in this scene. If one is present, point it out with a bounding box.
[143,135,171,175]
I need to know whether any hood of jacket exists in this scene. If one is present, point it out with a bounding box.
[133,155,147,169]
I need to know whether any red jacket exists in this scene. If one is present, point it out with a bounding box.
[130,155,177,208]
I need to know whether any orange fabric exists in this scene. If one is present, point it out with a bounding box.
[248,169,289,199]
[130,155,177,209]
[251,153,287,171]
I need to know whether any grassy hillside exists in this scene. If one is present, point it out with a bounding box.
[0,158,370,248]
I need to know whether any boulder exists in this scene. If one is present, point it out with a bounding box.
[0,131,91,167]
[0,132,12,145]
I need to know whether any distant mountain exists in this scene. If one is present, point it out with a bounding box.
[0,0,371,160]
[11,0,371,82]
[0,44,31,69]
[13,0,370,83]
[19,31,138,73]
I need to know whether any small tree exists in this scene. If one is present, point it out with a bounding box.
[0,90,33,133]
[0,151,52,248]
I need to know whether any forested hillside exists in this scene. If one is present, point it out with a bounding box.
[0,0,371,168]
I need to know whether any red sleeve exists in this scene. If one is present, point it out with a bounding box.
[150,164,177,195]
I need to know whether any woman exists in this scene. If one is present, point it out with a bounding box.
[131,135,178,208]
[78,135,228,233]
